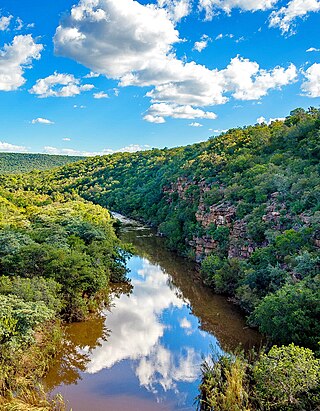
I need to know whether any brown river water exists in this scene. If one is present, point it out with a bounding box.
[44,214,261,410]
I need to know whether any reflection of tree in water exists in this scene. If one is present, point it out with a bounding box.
[45,283,133,390]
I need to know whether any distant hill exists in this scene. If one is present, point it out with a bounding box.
[0,153,84,174]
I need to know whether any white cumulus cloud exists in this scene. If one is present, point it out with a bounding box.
[144,103,217,123]
[256,116,285,124]
[0,34,43,91]
[53,0,297,122]
[31,117,54,125]
[30,72,94,98]
[193,34,211,52]
[0,15,13,31]
[43,144,151,156]
[301,63,320,97]
[157,0,192,21]
[269,0,320,35]
[306,47,320,52]
[0,141,28,152]
[189,122,203,127]
[93,91,109,99]
[223,57,297,100]
[199,0,278,20]
[54,0,180,79]
[84,71,100,78]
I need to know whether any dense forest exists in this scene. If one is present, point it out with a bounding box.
[0,153,83,174]
[0,107,319,409]
[0,188,130,409]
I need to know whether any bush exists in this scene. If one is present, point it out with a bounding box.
[253,344,320,410]
[197,353,250,411]
[251,277,320,350]
[0,295,54,345]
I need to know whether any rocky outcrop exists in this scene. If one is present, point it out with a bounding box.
[191,236,218,263]
[163,177,192,201]
[196,202,236,228]
[164,180,315,263]
[228,220,255,259]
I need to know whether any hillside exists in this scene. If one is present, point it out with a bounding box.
[1,107,319,352]
[0,152,84,174]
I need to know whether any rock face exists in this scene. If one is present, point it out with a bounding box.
[163,178,258,262]
[196,202,236,228]
[228,220,256,259]
[163,179,316,263]
[163,177,191,201]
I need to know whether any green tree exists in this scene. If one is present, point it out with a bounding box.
[253,344,320,410]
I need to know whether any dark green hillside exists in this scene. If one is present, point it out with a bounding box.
[1,107,320,352]
[0,152,84,174]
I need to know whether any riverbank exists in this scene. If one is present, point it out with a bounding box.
[0,190,130,409]
[43,218,261,411]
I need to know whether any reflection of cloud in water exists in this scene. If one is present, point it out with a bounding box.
[136,346,201,394]
[85,259,185,375]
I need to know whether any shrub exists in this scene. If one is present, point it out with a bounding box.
[253,344,320,410]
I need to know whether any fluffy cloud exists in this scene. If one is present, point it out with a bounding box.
[43,144,151,156]
[29,72,94,97]
[223,57,297,100]
[198,0,278,19]
[158,0,192,21]
[269,0,320,35]
[0,141,28,152]
[0,34,43,91]
[210,128,228,133]
[306,47,320,52]
[256,116,285,124]
[193,34,211,52]
[93,91,109,99]
[53,0,297,121]
[0,15,13,31]
[31,117,54,125]
[84,71,100,78]
[179,317,192,328]
[144,103,217,123]
[189,122,203,127]
[54,0,180,78]
[301,63,320,97]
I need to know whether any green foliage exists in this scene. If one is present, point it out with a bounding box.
[253,344,320,410]
[251,277,320,351]
[197,353,250,411]
[0,276,62,313]
[0,295,54,345]
[0,192,130,321]
[0,186,130,408]
[201,255,244,295]
[198,344,320,411]
[0,152,83,174]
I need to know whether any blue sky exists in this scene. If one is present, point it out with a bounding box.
[0,0,319,155]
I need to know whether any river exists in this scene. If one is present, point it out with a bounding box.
[44,214,261,410]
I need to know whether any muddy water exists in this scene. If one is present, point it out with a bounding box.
[45,215,261,411]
